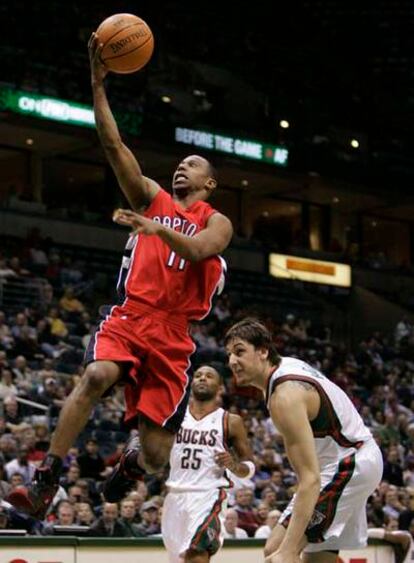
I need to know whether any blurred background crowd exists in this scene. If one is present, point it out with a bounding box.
[0,235,413,541]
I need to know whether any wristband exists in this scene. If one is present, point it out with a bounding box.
[242,460,256,479]
[368,528,385,540]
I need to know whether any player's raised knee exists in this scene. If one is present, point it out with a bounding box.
[141,447,168,473]
[82,362,114,396]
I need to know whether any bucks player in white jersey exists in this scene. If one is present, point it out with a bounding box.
[225,319,383,563]
[162,365,255,563]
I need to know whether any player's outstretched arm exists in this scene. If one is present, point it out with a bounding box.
[214,414,255,478]
[266,384,321,561]
[112,209,233,261]
[88,33,160,211]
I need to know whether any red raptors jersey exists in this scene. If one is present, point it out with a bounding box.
[116,189,226,320]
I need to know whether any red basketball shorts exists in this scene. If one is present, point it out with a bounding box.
[85,303,195,433]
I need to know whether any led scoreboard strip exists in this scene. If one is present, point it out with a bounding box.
[0,87,142,135]
[175,126,289,167]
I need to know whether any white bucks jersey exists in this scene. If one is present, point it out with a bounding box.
[266,357,373,469]
[166,407,232,492]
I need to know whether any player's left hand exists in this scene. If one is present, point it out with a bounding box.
[113,209,160,236]
[214,451,237,472]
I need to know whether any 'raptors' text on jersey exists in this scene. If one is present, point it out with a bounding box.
[167,407,232,492]
[116,189,226,320]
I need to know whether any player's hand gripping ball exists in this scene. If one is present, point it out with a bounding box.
[95,13,154,74]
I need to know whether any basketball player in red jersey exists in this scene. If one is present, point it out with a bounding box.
[8,32,233,518]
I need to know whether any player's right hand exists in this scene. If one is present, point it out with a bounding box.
[88,32,108,82]
[113,209,161,236]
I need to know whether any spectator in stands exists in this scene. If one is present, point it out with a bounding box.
[259,447,283,473]
[125,490,145,523]
[255,502,270,528]
[59,286,85,318]
[254,509,281,539]
[383,487,406,520]
[192,324,219,359]
[76,501,96,526]
[0,434,18,463]
[3,396,24,426]
[383,449,405,486]
[268,469,290,505]
[35,377,64,409]
[261,486,279,510]
[74,311,92,338]
[10,312,37,358]
[76,438,105,481]
[403,455,414,487]
[395,318,412,347]
[0,311,14,349]
[5,445,36,485]
[36,318,60,358]
[9,257,30,277]
[134,500,161,536]
[47,307,68,339]
[360,404,375,428]
[0,259,17,278]
[212,296,231,322]
[59,463,81,491]
[89,502,128,537]
[281,314,297,339]
[11,356,33,395]
[233,487,259,537]
[399,488,414,530]
[74,479,98,506]
[42,500,76,534]
[367,493,387,527]
[65,482,82,502]
[36,358,57,384]
[222,508,248,539]
[60,257,84,287]
[33,422,50,454]
[62,446,80,472]
[40,283,55,312]
[0,369,18,400]
[29,245,48,276]
[379,413,402,449]
[9,472,25,490]
[119,498,144,537]
[0,500,41,534]
[21,431,46,464]
[253,458,272,496]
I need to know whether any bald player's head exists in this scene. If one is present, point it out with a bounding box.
[191,365,222,401]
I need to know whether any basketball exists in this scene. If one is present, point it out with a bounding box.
[96,13,154,74]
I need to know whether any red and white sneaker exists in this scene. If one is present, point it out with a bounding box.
[7,467,58,520]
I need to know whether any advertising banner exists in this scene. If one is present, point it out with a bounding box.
[1,547,74,563]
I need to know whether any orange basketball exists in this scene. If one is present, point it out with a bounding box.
[96,13,154,74]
